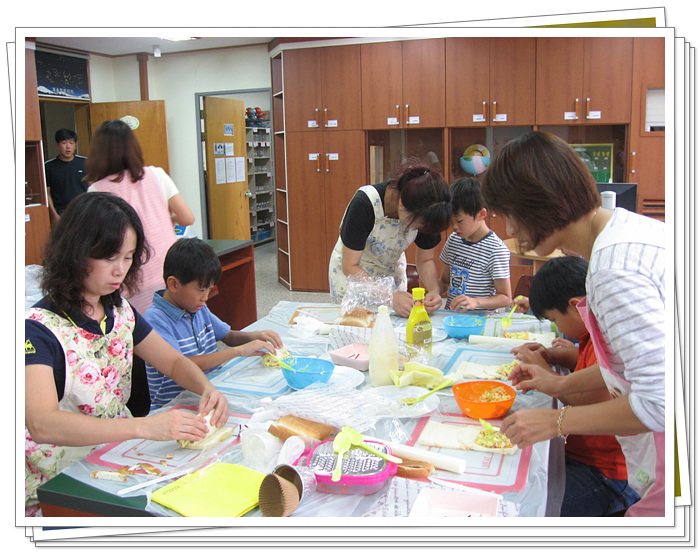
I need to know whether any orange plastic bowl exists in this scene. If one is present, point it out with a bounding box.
[452,381,516,419]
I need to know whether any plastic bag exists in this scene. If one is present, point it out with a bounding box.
[339,274,395,315]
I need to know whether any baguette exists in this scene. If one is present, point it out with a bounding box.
[268,415,334,442]
[91,470,127,483]
[395,457,434,479]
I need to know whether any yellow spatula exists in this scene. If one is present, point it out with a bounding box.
[501,295,524,329]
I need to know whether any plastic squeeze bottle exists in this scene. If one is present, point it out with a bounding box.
[406,287,433,353]
[369,305,399,387]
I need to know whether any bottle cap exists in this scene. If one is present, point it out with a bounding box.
[412,287,425,301]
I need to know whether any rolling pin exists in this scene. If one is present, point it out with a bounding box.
[360,434,467,474]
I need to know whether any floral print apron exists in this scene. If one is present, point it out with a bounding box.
[329,185,418,302]
[576,222,666,516]
[24,303,136,516]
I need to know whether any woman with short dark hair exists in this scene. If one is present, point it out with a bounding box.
[482,131,666,517]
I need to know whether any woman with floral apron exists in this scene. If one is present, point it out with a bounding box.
[24,192,230,516]
[328,163,451,317]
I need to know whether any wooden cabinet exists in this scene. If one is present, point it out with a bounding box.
[286,130,366,291]
[25,42,51,265]
[283,45,362,132]
[446,37,536,127]
[627,37,665,219]
[361,39,445,129]
[536,37,634,125]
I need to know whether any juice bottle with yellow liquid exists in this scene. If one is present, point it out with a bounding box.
[406,287,432,353]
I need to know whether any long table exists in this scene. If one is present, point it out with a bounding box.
[38,301,565,518]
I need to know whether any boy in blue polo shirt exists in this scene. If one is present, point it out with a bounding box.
[144,238,283,410]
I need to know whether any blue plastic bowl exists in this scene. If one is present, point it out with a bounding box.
[281,357,335,390]
[442,315,487,339]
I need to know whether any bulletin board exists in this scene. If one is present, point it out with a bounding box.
[35,49,90,100]
[571,143,614,183]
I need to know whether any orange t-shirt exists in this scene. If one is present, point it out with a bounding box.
[564,333,629,481]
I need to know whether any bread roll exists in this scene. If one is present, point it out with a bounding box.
[268,415,334,442]
[334,306,374,328]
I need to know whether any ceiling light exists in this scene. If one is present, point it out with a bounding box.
[158,36,200,42]
[153,46,161,57]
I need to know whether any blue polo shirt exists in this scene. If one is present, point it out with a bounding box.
[143,290,231,410]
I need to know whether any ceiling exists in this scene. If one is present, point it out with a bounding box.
[34,36,276,57]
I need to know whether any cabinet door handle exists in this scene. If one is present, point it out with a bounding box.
[405,104,410,124]
[325,153,330,173]
[574,98,580,120]
[324,108,328,128]
[316,154,321,172]
[395,104,400,123]
[585,98,591,119]
[630,151,636,174]
[492,101,497,122]
[315,107,320,127]
[482,101,487,121]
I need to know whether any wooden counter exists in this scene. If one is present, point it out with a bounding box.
[504,238,565,274]
[205,239,257,330]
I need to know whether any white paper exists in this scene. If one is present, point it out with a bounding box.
[224,142,234,156]
[225,157,237,183]
[214,157,226,184]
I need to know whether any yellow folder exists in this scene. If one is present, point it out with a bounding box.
[151,463,265,517]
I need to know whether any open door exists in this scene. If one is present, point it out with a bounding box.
[201,97,250,240]
[87,100,170,172]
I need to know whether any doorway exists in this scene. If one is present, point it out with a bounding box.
[195,88,274,244]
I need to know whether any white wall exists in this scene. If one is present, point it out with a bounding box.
[88,45,272,237]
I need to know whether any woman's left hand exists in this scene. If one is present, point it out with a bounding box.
[392,291,414,317]
[501,408,560,448]
[197,388,230,427]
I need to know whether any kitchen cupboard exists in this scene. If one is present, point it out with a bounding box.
[627,37,665,219]
[285,130,366,292]
[536,37,634,125]
[283,45,362,132]
[361,39,445,130]
[446,37,536,127]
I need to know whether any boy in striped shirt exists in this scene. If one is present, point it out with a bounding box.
[144,238,283,410]
[439,177,512,311]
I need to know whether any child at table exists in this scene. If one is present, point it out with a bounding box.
[24,192,229,517]
[510,256,640,516]
[438,177,511,311]
[144,238,283,411]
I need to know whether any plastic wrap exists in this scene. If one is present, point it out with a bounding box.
[339,274,395,315]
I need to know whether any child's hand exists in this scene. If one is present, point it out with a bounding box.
[449,294,481,312]
[512,296,530,313]
[236,340,276,358]
[252,330,284,349]
[552,337,576,349]
[423,291,442,313]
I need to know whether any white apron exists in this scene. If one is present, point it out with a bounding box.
[578,222,666,516]
[328,185,418,302]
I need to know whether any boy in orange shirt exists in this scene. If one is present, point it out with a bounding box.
[510,256,640,516]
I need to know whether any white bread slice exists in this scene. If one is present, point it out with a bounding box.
[268,415,334,442]
[177,410,235,450]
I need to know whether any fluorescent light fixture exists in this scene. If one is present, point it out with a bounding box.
[158,36,199,42]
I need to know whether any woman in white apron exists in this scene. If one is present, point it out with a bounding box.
[328,163,451,317]
[481,131,667,517]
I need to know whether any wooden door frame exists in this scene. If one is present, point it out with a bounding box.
[194,88,272,239]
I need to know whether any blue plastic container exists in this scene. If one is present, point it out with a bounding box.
[442,315,487,339]
[281,357,335,390]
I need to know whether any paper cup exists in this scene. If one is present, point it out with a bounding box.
[272,464,317,503]
[258,473,300,517]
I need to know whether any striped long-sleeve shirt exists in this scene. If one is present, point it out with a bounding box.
[587,208,666,432]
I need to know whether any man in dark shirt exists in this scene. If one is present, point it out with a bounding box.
[44,128,87,222]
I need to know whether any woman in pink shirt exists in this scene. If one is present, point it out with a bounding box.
[85,120,194,314]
